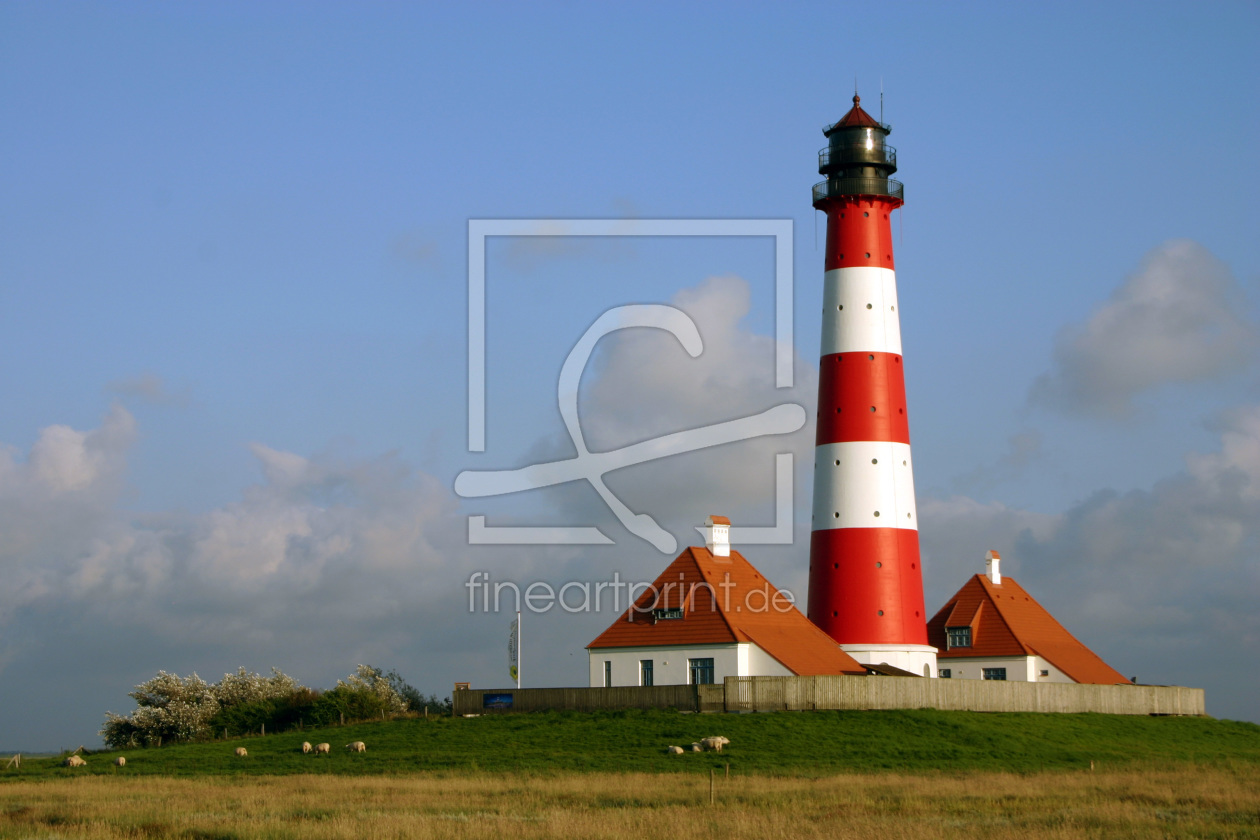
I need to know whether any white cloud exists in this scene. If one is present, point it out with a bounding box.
[532,274,818,544]
[1030,240,1256,417]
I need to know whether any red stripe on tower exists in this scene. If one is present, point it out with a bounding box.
[806,94,937,677]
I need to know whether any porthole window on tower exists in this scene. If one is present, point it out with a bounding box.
[866,303,873,309]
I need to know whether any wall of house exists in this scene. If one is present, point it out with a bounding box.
[588,642,791,687]
[937,655,1074,683]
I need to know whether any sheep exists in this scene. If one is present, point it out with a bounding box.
[301,741,312,754]
[315,743,331,754]
[666,746,684,755]
[63,755,87,767]
[700,736,730,752]
[113,757,126,767]
[689,743,702,752]
[235,747,248,757]
[345,741,366,753]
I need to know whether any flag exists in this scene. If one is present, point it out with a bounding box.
[508,615,519,683]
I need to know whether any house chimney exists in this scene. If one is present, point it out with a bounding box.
[985,549,1001,585]
[696,515,731,557]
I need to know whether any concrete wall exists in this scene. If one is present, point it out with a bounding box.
[725,675,1204,716]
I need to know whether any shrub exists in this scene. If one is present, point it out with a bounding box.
[101,668,305,749]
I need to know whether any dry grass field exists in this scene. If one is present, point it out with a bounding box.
[1,765,1257,839]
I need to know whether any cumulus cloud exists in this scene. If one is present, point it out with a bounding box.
[1030,240,1256,417]
[0,408,496,746]
[919,404,1260,720]
[504,274,818,550]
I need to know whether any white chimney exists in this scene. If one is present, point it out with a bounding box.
[696,515,731,557]
[985,549,1001,585]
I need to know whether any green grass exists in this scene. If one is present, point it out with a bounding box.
[5,709,1259,780]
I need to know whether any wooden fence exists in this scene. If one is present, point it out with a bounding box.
[453,677,1204,717]
[724,676,1205,716]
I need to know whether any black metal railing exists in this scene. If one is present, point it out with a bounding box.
[812,178,904,203]
[818,144,896,171]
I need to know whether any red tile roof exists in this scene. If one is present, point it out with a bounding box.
[927,575,1130,685]
[587,546,866,676]
[826,94,884,133]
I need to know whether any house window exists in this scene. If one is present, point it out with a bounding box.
[939,669,951,679]
[652,608,683,621]
[983,668,1006,681]
[689,657,715,685]
[946,626,972,648]
[640,660,653,687]
[1039,669,1049,677]
[603,660,612,687]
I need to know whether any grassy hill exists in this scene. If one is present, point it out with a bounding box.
[5,709,1259,779]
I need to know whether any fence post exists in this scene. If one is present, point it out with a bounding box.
[709,768,715,805]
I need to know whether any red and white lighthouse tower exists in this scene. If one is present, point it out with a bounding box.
[806,94,937,677]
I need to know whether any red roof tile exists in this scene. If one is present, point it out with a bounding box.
[826,94,884,133]
[587,546,866,676]
[927,575,1130,685]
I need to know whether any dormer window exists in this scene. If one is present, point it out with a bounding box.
[652,608,683,621]
[946,626,971,649]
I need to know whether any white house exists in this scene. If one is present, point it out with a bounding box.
[926,551,1130,684]
[587,516,867,687]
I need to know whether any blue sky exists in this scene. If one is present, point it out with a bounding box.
[1,2,1257,748]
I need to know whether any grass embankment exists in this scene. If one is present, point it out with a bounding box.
[1,767,1258,838]
[5,708,1260,778]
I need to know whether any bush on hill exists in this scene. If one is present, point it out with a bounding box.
[101,665,443,748]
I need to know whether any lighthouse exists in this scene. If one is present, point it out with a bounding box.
[806,94,937,677]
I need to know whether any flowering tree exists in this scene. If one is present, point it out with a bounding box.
[338,664,410,715]
[100,668,304,749]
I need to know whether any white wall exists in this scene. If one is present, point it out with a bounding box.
[839,643,938,677]
[937,655,1071,682]
[588,643,792,687]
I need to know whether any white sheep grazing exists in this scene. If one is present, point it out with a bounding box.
[235,747,248,757]
[301,741,312,754]
[113,757,126,767]
[345,741,366,753]
[700,736,729,752]
[666,746,684,755]
[315,743,331,754]
[689,743,702,752]
[64,755,87,767]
